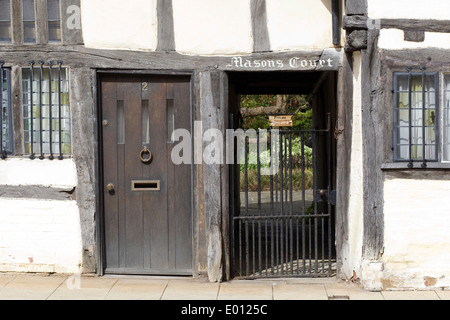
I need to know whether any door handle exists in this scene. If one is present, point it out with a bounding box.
[106,183,115,192]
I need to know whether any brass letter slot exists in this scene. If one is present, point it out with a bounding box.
[131,180,160,191]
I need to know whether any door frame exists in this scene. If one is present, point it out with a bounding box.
[95,70,195,276]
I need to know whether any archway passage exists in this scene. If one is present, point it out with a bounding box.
[228,71,337,279]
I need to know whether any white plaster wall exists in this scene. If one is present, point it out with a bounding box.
[341,52,364,279]
[383,179,450,289]
[265,0,333,51]
[0,199,83,274]
[0,159,81,273]
[80,0,334,54]
[378,29,450,50]
[172,0,253,55]
[368,0,450,20]
[81,0,158,51]
[0,158,77,188]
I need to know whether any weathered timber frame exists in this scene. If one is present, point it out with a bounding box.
[0,0,350,279]
[0,44,345,279]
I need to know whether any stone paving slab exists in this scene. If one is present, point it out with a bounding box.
[436,290,450,300]
[381,290,440,300]
[105,278,169,300]
[162,279,220,300]
[0,274,65,300]
[48,276,118,300]
[273,283,328,300]
[0,274,448,300]
[217,281,273,300]
[324,282,384,300]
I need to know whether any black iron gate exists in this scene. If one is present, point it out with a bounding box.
[231,114,335,279]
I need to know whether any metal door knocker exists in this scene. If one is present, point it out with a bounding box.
[139,147,152,163]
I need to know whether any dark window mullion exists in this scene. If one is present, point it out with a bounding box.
[421,68,426,167]
[57,60,63,159]
[408,70,413,167]
[436,74,440,162]
[0,60,4,159]
[29,60,35,159]
[38,60,44,160]
[48,60,53,159]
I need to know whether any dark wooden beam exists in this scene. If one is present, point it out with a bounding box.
[10,0,22,44]
[361,29,385,260]
[200,70,227,282]
[0,45,343,71]
[251,0,270,52]
[404,30,425,42]
[335,52,354,278]
[381,18,450,33]
[343,15,368,30]
[345,0,367,15]
[344,15,450,33]
[0,185,75,200]
[156,0,175,51]
[35,0,48,44]
[345,30,367,52]
[61,0,84,45]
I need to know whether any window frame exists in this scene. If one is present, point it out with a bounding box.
[442,73,450,163]
[393,71,440,165]
[1,64,14,157]
[21,61,71,160]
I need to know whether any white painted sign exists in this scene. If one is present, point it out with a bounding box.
[225,56,335,69]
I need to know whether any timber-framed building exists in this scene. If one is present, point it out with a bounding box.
[1,0,450,291]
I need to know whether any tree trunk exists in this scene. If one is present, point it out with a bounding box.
[240,95,287,117]
[240,95,308,117]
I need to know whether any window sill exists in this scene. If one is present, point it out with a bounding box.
[381,162,450,170]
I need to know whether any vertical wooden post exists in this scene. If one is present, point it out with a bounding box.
[156,0,175,51]
[199,70,229,282]
[61,0,84,45]
[35,0,48,44]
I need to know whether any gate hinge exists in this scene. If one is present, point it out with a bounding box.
[315,189,337,205]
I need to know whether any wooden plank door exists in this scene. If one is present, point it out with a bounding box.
[101,74,192,275]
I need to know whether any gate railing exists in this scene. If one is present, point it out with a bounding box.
[231,114,335,278]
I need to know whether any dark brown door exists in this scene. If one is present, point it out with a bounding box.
[101,74,192,275]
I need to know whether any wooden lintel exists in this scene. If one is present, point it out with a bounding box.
[0,45,343,71]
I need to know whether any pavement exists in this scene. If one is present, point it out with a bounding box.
[0,273,449,301]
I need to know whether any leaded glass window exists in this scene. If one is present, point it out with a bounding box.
[22,62,70,159]
[394,72,439,164]
[47,0,61,42]
[23,0,36,43]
